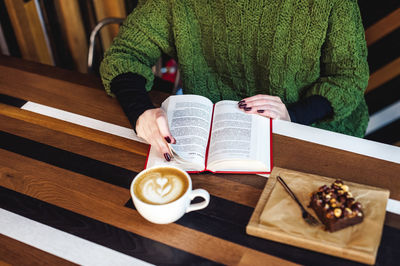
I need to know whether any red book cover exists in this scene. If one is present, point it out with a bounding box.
[144,102,273,174]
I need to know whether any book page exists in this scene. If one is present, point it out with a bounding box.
[146,95,213,171]
[207,100,271,172]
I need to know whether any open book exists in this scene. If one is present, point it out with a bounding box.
[145,95,272,173]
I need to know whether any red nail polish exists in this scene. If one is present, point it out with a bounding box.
[164,153,171,161]
[257,109,264,113]
[244,107,252,111]
[165,136,171,143]
[238,100,245,104]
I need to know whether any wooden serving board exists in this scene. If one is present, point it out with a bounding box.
[246,167,390,265]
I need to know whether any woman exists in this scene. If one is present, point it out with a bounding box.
[100,0,369,161]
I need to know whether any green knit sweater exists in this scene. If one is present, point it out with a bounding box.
[100,0,369,137]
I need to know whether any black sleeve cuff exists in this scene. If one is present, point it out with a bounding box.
[110,72,155,132]
[287,95,333,125]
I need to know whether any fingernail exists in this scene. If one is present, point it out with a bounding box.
[257,109,264,113]
[244,107,252,111]
[164,153,171,161]
[239,104,246,109]
[164,136,171,143]
[238,100,245,104]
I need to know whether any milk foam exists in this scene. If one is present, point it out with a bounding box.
[137,172,186,204]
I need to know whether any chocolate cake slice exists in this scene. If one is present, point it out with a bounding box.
[309,180,364,232]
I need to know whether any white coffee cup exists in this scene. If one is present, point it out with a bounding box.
[130,165,210,224]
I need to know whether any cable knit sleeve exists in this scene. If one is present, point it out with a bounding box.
[306,0,369,123]
[100,0,175,95]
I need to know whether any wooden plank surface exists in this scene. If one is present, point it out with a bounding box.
[3,0,53,65]
[0,104,149,157]
[54,0,88,73]
[0,113,263,207]
[273,134,400,200]
[0,113,145,171]
[92,0,126,51]
[0,234,75,266]
[0,59,399,200]
[1,56,399,266]
[365,8,400,46]
[0,64,130,127]
[0,55,102,88]
[366,57,400,93]
[0,149,130,206]
[0,152,292,266]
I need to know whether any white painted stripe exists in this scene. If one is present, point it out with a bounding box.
[21,102,146,144]
[0,208,153,266]
[1,203,398,266]
[20,101,400,212]
[273,119,400,164]
[387,199,400,215]
[366,100,400,135]
[21,101,400,164]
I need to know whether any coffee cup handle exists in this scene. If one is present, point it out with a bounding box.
[186,189,210,213]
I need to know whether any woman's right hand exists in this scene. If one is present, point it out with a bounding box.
[136,108,176,161]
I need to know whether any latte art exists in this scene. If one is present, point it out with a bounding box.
[134,168,189,205]
[131,166,210,224]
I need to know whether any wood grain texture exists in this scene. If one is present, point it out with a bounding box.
[23,0,53,65]
[1,57,399,265]
[238,250,300,266]
[4,0,53,65]
[1,70,399,199]
[0,61,399,200]
[366,57,400,93]
[215,172,267,189]
[192,174,263,207]
[0,55,102,89]
[385,212,400,230]
[365,8,400,46]
[0,64,131,127]
[0,149,130,206]
[92,0,126,50]
[54,0,88,73]
[0,234,75,266]
[2,186,216,265]
[1,144,361,265]
[0,112,263,207]
[0,114,263,208]
[273,134,400,201]
[0,160,292,266]
[0,114,146,172]
[0,260,11,266]
[0,104,149,157]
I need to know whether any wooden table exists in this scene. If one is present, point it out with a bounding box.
[1,55,399,265]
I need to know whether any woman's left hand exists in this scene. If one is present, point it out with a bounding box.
[238,94,291,121]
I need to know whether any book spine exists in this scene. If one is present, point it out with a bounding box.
[203,103,216,171]
[143,145,152,169]
[213,171,270,174]
[269,118,273,172]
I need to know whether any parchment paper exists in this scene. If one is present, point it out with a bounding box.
[259,168,390,253]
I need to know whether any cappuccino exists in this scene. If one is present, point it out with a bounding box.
[134,167,189,205]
